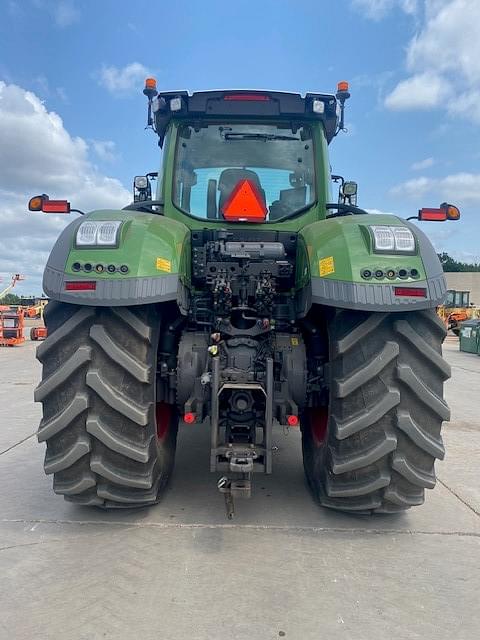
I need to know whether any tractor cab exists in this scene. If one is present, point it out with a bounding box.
[140,84,351,228]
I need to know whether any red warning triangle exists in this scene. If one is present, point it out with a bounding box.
[222,179,267,222]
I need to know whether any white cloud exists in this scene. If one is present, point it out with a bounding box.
[449,249,480,264]
[448,89,480,124]
[384,0,480,121]
[391,172,480,203]
[34,75,50,95]
[91,140,117,163]
[56,87,68,103]
[53,0,79,27]
[32,0,80,28]
[411,156,434,170]
[352,0,418,19]
[365,208,398,215]
[97,63,151,94]
[384,72,451,110]
[0,82,130,295]
[406,1,480,82]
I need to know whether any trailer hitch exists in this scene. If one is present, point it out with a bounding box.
[217,475,251,519]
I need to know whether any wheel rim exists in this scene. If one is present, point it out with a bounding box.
[308,406,329,447]
[155,402,172,443]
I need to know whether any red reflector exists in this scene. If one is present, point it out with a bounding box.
[223,94,270,101]
[42,200,71,213]
[287,415,299,427]
[184,412,196,424]
[65,281,97,291]
[418,207,446,221]
[394,287,427,297]
[222,179,267,222]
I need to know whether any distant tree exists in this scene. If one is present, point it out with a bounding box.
[437,252,480,272]
[0,293,22,305]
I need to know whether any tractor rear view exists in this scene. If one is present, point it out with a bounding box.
[32,81,458,516]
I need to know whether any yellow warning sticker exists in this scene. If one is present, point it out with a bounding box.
[156,257,172,273]
[319,256,335,277]
[291,337,299,346]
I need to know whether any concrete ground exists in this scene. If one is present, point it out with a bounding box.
[0,329,479,640]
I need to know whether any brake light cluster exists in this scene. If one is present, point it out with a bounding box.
[223,94,270,102]
[394,287,427,298]
[64,281,96,291]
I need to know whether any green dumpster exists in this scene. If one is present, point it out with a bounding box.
[458,319,480,354]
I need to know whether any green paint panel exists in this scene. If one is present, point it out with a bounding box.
[299,214,427,286]
[65,210,191,282]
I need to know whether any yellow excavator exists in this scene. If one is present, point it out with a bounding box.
[437,289,480,335]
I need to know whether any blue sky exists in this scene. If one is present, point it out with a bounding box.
[0,0,479,295]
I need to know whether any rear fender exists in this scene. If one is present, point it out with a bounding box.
[43,210,191,306]
[297,214,446,312]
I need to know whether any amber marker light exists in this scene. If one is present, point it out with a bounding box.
[28,195,44,211]
[144,77,157,91]
[444,204,460,220]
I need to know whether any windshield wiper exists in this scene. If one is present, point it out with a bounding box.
[223,132,299,141]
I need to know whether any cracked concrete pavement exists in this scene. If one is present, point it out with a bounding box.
[0,334,479,640]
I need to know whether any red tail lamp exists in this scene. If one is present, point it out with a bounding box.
[418,203,460,222]
[287,415,299,427]
[64,281,97,291]
[394,287,427,297]
[184,412,196,424]
[223,94,270,101]
[29,194,70,214]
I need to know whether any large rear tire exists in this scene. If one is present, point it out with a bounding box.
[35,301,178,508]
[302,308,450,514]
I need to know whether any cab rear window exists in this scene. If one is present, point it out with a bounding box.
[173,123,316,221]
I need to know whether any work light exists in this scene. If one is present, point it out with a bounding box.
[76,221,122,247]
[312,99,325,114]
[370,225,415,253]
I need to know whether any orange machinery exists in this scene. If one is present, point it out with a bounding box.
[30,326,47,341]
[0,308,25,346]
[23,298,49,318]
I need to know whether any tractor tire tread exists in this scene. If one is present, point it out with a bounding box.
[36,301,177,508]
[302,308,449,514]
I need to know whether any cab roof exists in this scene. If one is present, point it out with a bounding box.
[152,89,339,147]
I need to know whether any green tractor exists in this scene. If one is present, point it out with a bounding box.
[32,80,458,516]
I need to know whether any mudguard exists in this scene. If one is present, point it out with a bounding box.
[297,214,446,312]
[43,209,190,306]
